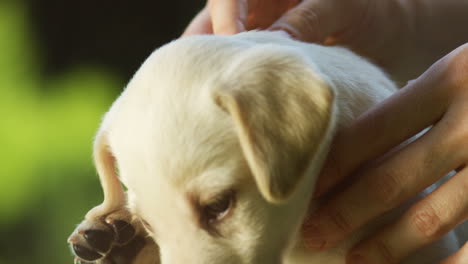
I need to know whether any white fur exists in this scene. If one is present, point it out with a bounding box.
[87,31,461,264]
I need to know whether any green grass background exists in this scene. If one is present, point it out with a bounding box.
[0,1,123,263]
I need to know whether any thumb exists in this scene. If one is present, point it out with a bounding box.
[209,0,248,35]
[182,7,213,37]
[269,0,346,43]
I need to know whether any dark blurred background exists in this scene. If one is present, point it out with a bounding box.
[0,0,203,263]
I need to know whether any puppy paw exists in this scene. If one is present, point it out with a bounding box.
[68,208,159,264]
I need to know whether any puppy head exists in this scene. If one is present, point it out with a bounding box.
[95,34,334,264]
[213,45,335,204]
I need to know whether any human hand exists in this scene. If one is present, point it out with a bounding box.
[303,43,468,263]
[183,0,418,81]
[183,0,468,83]
[182,0,299,36]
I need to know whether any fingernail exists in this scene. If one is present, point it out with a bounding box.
[347,254,369,264]
[302,223,326,250]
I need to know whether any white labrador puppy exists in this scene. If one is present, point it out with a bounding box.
[68,31,461,264]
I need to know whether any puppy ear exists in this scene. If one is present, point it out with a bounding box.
[213,47,335,203]
[86,130,126,218]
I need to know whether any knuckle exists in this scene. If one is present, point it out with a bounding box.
[373,238,398,264]
[291,6,319,26]
[325,207,353,234]
[409,205,444,241]
[279,7,322,42]
[443,44,468,93]
[434,98,468,163]
[439,116,468,162]
[421,141,447,174]
[367,168,404,209]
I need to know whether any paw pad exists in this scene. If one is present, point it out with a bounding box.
[83,229,114,253]
[111,220,135,245]
[73,244,103,261]
[69,214,141,264]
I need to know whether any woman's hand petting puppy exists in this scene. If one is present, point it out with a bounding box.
[306,43,468,264]
[183,0,468,82]
[182,0,299,36]
[183,0,468,263]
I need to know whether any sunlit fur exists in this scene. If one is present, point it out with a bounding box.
[86,31,459,264]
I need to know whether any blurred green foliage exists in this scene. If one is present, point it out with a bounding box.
[0,1,123,263]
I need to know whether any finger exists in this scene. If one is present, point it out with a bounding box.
[439,241,468,264]
[314,54,455,198]
[347,169,468,264]
[303,110,463,249]
[268,0,326,42]
[208,0,247,35]
[268,0,362,43]
[182,7,213,37]
[246,0,300,30]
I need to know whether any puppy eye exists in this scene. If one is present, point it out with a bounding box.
[201,190,235,225]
